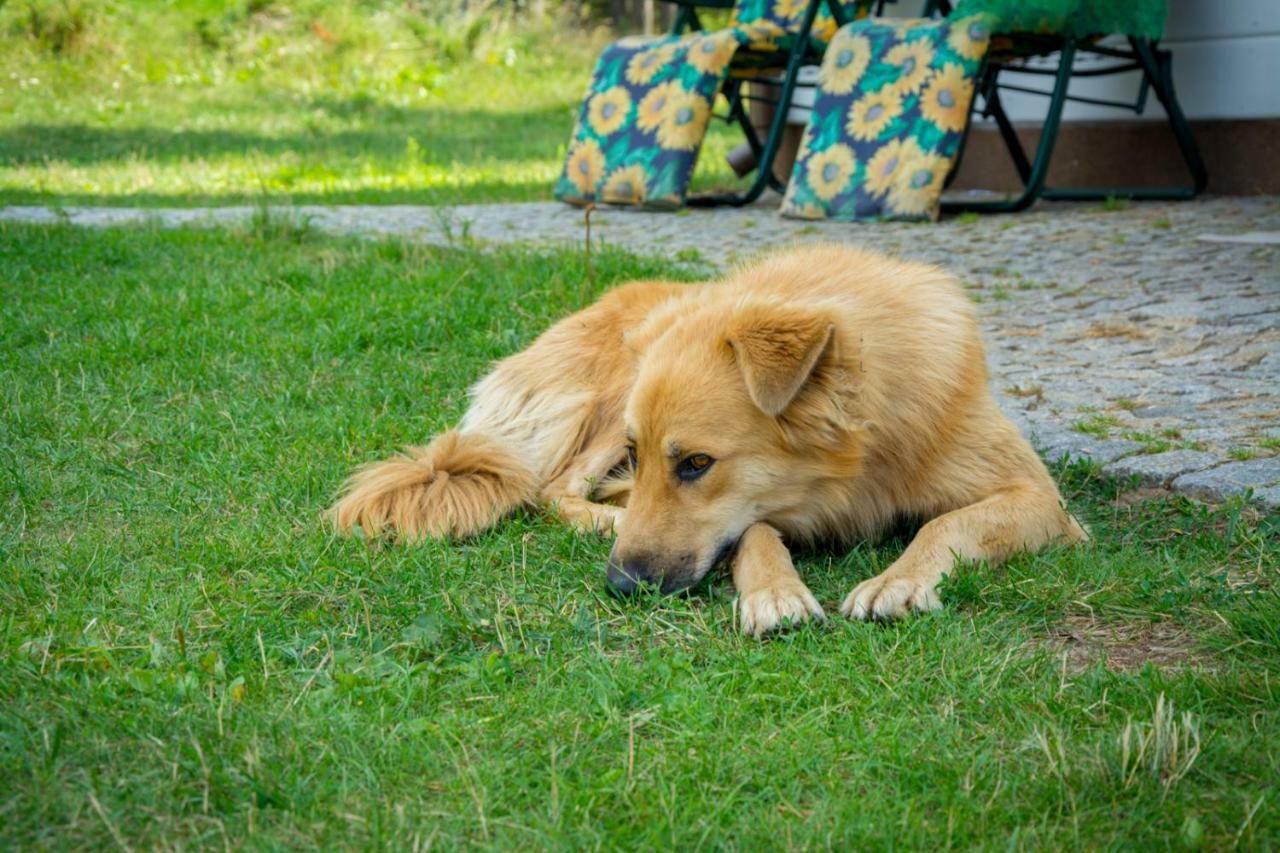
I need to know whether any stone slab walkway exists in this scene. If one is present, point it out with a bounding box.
[4,197,1278,506]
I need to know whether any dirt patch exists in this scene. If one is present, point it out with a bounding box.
[1082,321,1150,341]
[1043,616,1213,674]
[1111,486,1176,508]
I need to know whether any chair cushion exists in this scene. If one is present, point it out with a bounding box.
[731,0,873,47]
[780,15,991,222]
[553,0,875,208]
[555,32,742,208]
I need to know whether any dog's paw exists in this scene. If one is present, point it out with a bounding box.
[570,505,622,537]
[840,572,941,621]
[738,581,824,638]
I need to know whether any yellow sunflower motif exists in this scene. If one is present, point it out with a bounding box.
[947,15,991,61]
[772,0,806,23]
[636,80,679,134]
[863,137,917,198]
[920,63,974,133]
[655,87,711,151]
[565,138,605,195]
[887,150,950,218]
[812,17,839,44]
[884,39,935,96]
[737,20,785,50]
[626,43,676,86]
[805,143,856,202]
[587,86,632,137]
[787,200,827,219]
[819,32,871,96]
[602,164,649,205]
[686,32,737,76]
[846,86,903,142]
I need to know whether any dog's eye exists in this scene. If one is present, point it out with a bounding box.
[627,445,638,470]
[676,453,714,482]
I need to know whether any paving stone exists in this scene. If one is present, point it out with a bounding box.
[1171,457,1280,501]
[1107,450,1223,486]
[3,196,1278,506]
[1027,428,1143,465]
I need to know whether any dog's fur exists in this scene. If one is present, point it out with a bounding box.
[331,246,1086,636]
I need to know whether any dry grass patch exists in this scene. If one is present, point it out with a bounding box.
[1043,615,1214,674]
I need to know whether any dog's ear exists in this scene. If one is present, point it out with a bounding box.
[726,304,835,416]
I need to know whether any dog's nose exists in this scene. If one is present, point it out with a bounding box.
[606,562,641,596]
[606,549,649,597]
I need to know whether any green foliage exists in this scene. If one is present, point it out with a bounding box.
[2,223,1278,848]
[0,0,752,206]
[19,0,93,54]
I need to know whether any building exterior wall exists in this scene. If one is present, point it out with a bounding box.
[989,0,1280,123]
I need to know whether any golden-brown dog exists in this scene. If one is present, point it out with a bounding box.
[330,245,1086,636]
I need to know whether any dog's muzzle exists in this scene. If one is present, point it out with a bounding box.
[606,536,741,597]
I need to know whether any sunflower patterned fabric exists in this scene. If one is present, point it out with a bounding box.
[555,31,741,208]
[555,0,873,209]
[780,16,991,222]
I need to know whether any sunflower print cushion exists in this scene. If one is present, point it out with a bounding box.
[555,0,875,209]
[780,15,992,222]
[731,0,873,50]
[555,32,741,209]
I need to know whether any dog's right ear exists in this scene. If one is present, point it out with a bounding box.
[726,303,835,417]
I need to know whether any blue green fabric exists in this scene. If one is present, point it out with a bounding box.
[555,31,743,208]
[780,15,991,222]
[554,0,874,209]
[951,0,1166,40]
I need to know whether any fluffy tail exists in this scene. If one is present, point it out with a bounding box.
[328,430,536,541]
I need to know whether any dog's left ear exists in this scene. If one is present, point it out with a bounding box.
[726,304,835,416]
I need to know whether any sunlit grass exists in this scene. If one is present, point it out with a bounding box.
[2,221,1278,848]
[0,0,750,207]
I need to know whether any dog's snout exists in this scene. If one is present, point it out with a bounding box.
[606,549,651,597]
[607,545,703,596]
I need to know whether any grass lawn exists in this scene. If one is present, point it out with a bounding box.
[0,0,750,208]
[2,221,1278,848]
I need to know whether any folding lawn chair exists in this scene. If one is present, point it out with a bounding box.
[670,0,890,205]
[555,0,884,208]
[927,0,1207,212]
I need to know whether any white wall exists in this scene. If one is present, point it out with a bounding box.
[984,0,1280,122]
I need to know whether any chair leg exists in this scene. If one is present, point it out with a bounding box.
[1040,38,1206,201]
[688,0,823,206]
[1142,39,1208,195]
[985,82,1034,184]
[942,41,1076,213]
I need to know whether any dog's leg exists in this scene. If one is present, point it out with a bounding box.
[541,432,629,536]
[734,523,825,638]
[840,480,1087,620]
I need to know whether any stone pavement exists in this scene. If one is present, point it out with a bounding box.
[4,197,1279,506]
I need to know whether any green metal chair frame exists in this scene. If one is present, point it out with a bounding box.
[927,0,1207,212]
[658,0,889,206]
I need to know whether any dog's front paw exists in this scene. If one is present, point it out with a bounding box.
[738,581,824,638]
[569,505,622,537]
[840,571,941,621]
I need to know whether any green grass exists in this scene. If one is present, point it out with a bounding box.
[3,222,1279,848]
[0,0,750,208]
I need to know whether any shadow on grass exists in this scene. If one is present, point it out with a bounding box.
[0,100,574,166]
[0,92,752,207]
[0,183,559,207]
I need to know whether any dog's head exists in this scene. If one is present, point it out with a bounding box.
[607,299,859,595]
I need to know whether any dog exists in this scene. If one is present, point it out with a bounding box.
[330,245,1087,637]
